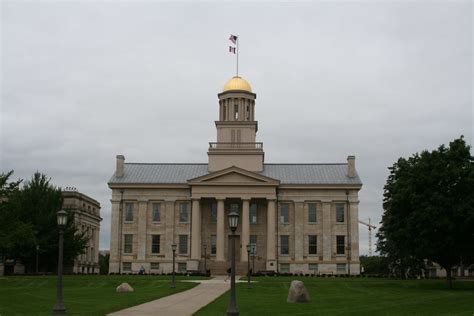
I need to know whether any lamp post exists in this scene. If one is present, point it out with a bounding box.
[53,210,67,314]
[203,244,207,275]
[36,245,40,274]
[227,205,239,316]
[246,244,252,289]
[170,244,177,288]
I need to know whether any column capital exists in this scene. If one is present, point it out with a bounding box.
[321,200,333,204]
[241,198,251,202]
[138,198,148,204]
[216,198,225,202]
[191,198,201,202]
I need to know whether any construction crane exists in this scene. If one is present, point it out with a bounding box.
[358,218,377,256]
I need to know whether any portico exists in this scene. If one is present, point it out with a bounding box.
[188,166,279,269]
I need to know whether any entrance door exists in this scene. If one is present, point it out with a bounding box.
[228,235,241,262]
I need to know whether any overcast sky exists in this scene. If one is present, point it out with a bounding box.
[1,1,472,254]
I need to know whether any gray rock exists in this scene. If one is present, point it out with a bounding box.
[116,282,134,293]
[287,280,310,303]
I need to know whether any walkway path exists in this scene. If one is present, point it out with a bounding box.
[109,276,252,316]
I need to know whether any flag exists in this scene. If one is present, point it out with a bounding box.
[229,46,236,54]
[229,34,238,44]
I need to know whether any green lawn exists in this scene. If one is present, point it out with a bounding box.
[0,275,203,315]
[195,277,474,316]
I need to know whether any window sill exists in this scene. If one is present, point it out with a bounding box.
[151,221,162,224]
[308,222,318,225]
[280,222,290,225]
[178,222,190,224]
[335,222,346,224]
[124,221,134,224]
[279,254,290,257]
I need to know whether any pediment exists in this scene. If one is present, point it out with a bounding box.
[188,166,279,186]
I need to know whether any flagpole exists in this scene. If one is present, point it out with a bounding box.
[236,36,239,77]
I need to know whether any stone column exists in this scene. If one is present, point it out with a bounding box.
[137,200,148,260]
[322,201,332,261]
[294,202,304,261]
[350,201,360,262]
[266,199,276,270]
[216,199,225,261]
[191,199,201,260]
[164,200,175,259]
[109,200,121,273]
[241,199,250,262]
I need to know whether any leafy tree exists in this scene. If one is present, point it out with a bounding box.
[8,172,88,272]
[99,252,109,274]
[377,137,474,288]
[0,171,37,265]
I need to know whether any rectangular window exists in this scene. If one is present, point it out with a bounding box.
[150,262,160,270]
[211,203,217,223]
[336,235,345,255]
[125,203,133,221]
[179,235,188,254]
[178,262,187,273]
[337,263,347,273]
[250,203,258,224]
[309,263,318,272]
[152,203,161,222]
[123,262,131,272]
[151,235,160,254]
[280,203,290,224]
[211,235,217,255]
[179,203,189,223]
[336,203,345,222]
[250,235,257,255]
[124,234,133,254]
[308,203,317,223]
[280,235,289,255]
[308,235,317,254]
[280,263,290,273]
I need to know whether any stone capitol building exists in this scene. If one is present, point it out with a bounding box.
[108,76,362,275]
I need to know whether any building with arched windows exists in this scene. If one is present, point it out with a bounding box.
[108,76,362,275]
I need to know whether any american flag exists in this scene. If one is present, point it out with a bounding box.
[229,34,238,44]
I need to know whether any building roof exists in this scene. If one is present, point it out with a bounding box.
[108,163,362,185]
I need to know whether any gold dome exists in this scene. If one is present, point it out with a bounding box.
[223,76,252,92]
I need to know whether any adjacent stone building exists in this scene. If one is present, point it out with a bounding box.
[62,188,101,274]
[108,76,363,275]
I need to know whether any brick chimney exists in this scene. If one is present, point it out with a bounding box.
[347,155,356,178]
[116,155,125,177]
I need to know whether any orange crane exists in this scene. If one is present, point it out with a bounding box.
[358,218,376,256]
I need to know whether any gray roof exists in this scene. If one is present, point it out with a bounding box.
[109,163,362,185]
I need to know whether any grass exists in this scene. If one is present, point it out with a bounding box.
[195,276,474,316]
[0,274,204,315]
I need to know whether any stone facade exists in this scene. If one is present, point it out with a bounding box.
[108,76,362,275]
[62,189,101,274]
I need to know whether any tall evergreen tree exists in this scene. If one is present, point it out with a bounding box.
[8,172,88,272]
[377,137,474,288]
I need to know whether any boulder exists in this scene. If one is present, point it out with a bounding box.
[116,282,134,293]
[287,280,310,303]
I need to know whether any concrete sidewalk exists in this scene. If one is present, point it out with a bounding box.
[108,276,243,316]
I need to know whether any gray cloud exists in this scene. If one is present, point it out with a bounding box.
[1,1,472,253]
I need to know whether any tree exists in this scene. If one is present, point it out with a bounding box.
[8,172,88,272]
[377,137,474,288]
[99,252,109,274]
[0,171,36,263]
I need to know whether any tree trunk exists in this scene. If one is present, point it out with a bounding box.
[445,265,453,289]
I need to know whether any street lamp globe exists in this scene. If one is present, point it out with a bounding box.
[171,244,177,252]
[246,244,251,252]
[228,208,239,232]
[57,210,68,228]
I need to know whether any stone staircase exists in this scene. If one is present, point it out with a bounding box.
[206,260,266,275]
